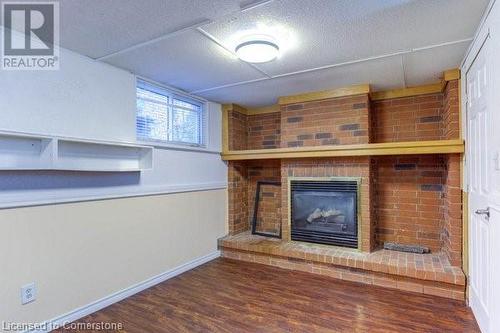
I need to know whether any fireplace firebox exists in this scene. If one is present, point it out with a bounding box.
[290,178,360,248]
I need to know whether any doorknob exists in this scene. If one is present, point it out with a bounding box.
[475,207,490,219]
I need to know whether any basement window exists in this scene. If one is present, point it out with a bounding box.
[136,80,206,147]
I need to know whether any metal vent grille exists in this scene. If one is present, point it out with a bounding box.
[291,180,358,192]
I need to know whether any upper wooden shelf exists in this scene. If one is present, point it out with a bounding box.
[221,140,464,161]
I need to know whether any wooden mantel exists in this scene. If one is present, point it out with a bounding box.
[221,139,464,161]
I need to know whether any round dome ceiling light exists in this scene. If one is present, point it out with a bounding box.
[235,35,279,63]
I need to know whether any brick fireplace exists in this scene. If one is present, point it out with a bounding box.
[289,178,360,248]
[221,77,465,300]
[282,157,374,252]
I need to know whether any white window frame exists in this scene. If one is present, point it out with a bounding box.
[136,79,209,151]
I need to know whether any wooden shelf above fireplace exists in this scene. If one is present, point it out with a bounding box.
[221,139,464,161]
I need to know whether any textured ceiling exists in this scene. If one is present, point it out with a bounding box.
[41,0,491,106]
[203,0,479,76]
[57,0,241,58]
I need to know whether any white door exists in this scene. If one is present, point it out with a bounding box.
[467,33,500,333]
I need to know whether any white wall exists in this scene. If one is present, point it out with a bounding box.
[0,30,136,142]
[0,30,228,330]
[0,29,227,208]
[0,190,227,329]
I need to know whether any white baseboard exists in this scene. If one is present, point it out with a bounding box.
[27,251,221,333]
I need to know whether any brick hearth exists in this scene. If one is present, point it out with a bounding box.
[220,232,465,300]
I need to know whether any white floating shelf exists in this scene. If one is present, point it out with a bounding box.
[0,132,53,170]
[0,130,153,172]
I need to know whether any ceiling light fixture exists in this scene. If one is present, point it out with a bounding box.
[235,35,279,63]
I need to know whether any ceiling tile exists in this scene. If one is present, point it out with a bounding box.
[203,0,488,76]
[56,0,241,58]
[404,42,470,87]
[197,56,404,107]
[103,30,266,92]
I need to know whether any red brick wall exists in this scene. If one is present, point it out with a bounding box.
[229,82,460,150]
[228,109,281,150]
[441,81,461,264]
[371,80,460,143]
[371,94,444,142]
[247,113,281,150]
[281,157,375,252]
[253,183,282,234]
[228,110,248,151]
[228,161,248,235]
[227,160,281,235]
[442,154,462,265]
[280,95,370,147]
[442,80,460,139]
[374,155,446,251]
[247,160,282,235]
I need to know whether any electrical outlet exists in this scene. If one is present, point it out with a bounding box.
[21,283,36,305]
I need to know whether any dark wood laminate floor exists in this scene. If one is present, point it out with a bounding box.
[57,258,479,333]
